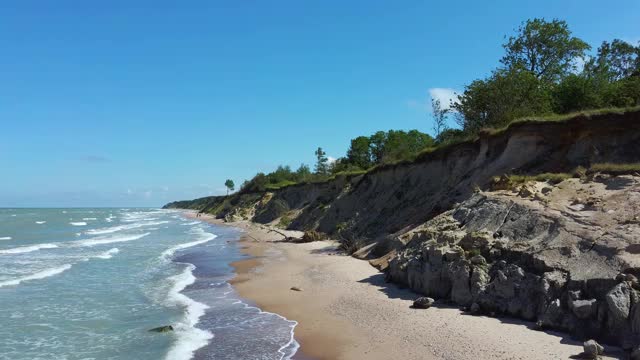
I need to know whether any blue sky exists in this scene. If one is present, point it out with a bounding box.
[1,0,638,207]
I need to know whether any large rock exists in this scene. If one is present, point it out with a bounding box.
[582,339,604,359]
[571,299,597,319]
[449,260,472,305]
[413,297,435,309]
[606,282,632,323]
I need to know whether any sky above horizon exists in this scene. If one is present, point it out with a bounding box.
[1,1,639,207]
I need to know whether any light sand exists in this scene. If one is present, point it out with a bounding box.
[187,213,617,360]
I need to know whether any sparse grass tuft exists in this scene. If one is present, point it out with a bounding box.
[277,214,293,229]
[589,163,640,175]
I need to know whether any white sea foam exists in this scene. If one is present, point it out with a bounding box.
[74,233,150,247]
[94,248,120,259]
[85,221,168,235]
[0,264,72,288]
[180,221,200,226]
[35,221,46,224]
[163,264,213,360]
[0,243,58,255]
[69,222,87,226]
[0,237,12,240]
[82,217,97,221]
[161,230,216,260]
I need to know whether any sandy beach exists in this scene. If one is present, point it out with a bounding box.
[188,213,620,360]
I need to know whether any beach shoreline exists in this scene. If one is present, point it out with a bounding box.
[186,212,617,360]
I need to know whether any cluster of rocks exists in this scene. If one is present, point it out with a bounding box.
[386,193,640,355]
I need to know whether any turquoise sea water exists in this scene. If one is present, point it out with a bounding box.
[0,208,298,360]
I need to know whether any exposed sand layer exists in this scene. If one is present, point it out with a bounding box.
[188,213,620,360]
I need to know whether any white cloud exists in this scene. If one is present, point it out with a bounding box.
[407,88,460,113]
[327,156,337,164]
[428,88,459,110]
[143,190,152,198]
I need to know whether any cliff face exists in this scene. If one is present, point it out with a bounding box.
[164,109,640,349]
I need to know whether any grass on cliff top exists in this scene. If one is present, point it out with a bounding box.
[482,105,640,136]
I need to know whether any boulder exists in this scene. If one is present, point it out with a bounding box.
[449,261,472,305]
[412,297,435,309]
[582,339,604,359]
[459,231,492,251]
[149,325,174,333]
[571,299,597,319]
[290,286,303,292]
[631,345,640,360]
[606,282,632,322]
[444,246,464,261]
[470,255,487,266]
[470,302,481,314]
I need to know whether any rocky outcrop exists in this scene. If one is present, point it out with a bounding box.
[386,191,640,349]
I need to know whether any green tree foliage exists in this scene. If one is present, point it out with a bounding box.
[224,179,235,195]
[454,68,552,131]
[239,163,315,193]
[346,136,372,169]
[501,18,590,83]
[314,147,329,175]
[342,130,434,169]
[456,19,638,133]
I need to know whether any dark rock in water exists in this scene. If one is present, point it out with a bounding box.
[631,345,640,360]
[290,286,303,291]
[412,297,434,309]
[582,339,604,359]
[149,325,174,333]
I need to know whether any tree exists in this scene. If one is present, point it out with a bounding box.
[224,179,235,195]
[431,98,450,138]
[590,39,640,81]
[346,136,372,169]
[453,68,552,131]
[369,131,387,164]
[314,147,329,175]
[501,18,590,83]
[294,164,312,182]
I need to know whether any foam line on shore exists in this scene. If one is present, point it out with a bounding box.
[163,263,213,360]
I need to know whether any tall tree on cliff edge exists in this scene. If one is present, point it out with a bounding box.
[224,179,235,195]
[501,18,590,84]
[314,147,329,175]
[431,98,450,138]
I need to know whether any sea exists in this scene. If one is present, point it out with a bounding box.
[0,208,299,360]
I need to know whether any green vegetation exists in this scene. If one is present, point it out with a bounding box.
[235,18,639,194]
[589,163,640,175]
[224,179,235,195]
[453,19,639,133]
[277,214,293,229]
[507,173,574,185]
